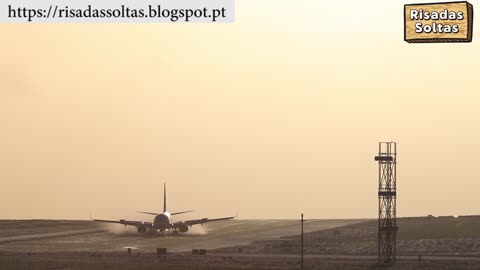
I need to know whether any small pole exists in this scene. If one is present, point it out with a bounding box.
[301,213,304,269]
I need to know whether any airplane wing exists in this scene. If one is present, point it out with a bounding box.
[93,218,153,227]
[172,211,238,228]
[89,210,152,227]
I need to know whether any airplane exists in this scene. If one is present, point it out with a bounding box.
[91,183,237,235]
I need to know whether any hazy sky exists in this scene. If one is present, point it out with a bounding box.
[1,0,480,220]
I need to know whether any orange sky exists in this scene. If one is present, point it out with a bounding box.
[1,0,480,220]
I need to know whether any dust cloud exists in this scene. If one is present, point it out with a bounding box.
[185,225,208,235]
[102,223,138,235]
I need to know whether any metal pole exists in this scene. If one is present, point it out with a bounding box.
[301,213,304,269]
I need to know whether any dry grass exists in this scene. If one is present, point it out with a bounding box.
[215,216,480,257]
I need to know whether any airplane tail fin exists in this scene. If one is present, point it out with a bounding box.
[163,182,167,213]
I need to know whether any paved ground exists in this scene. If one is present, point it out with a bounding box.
[0,219,361,253]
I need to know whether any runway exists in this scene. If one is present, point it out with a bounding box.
[0,219,361,253]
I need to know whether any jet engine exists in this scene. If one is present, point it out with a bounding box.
[137,225,148,233]
[178,224,189,233]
